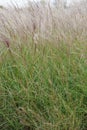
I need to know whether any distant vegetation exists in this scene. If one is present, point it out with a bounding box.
[0,5,4,9]
[0,1,87,130]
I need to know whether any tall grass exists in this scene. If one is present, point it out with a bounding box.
[0,1,87,130]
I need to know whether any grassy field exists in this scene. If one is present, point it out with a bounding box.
[0,1,87,130]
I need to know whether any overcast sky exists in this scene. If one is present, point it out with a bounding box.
[0,0,80,7]
[0,0,28,7]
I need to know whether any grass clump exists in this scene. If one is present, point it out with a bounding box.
[0,41,87,130]
[0,1,87,129]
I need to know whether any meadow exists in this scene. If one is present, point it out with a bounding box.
[0,1,87,130]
